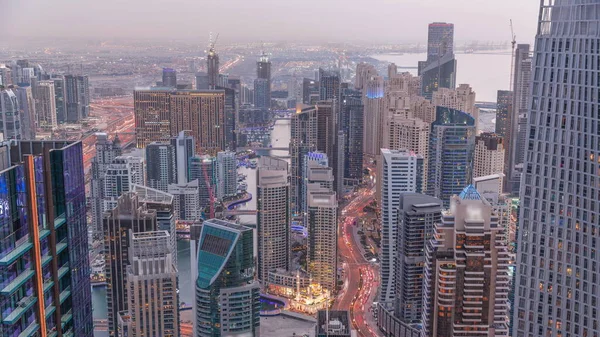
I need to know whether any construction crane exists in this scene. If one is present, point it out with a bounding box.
[509,19,517,90]
[209,32,220,53]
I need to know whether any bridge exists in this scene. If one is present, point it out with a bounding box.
[224,209,257,216]
[237,146,289,151]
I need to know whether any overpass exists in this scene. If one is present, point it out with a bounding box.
[237,146,289,151]
[224,209,258,216]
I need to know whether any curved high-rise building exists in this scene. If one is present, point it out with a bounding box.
[426,106,476,207]
[194,219,260,337]
[513,1,600,336]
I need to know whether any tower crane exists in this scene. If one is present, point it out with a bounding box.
[509,19,517,90]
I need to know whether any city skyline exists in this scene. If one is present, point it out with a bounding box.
[2,1,597,336]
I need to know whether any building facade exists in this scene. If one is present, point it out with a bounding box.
[194,219,260,337]
[340,88,364,184]
[90,133,122,234]
[307,190,338,291]
[122,231,179,337]
[290,104,318,214]
[216,151,237,200]
[422,186,510,337]
[419,22,456,99]
[513,3,600,336]
[426,106,476,207]
[162,67,177,88]
[379,149,424,303]
[0,88,22,140]
[394,194,442,325]
[103,192,158,335]
[473,133,505,182]
[134,89,226,155]
[257,156,291,282]
[0,140,94,337]
[507,44,532,195]
[64,74,90,122]
[146,142,176,192]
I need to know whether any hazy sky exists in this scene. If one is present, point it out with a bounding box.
[4,0,540,44]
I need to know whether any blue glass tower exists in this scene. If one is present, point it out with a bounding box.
[426,107,476,207]
[194,219,260,337]
[0,140,93,337]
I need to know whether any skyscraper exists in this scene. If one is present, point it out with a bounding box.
[34,80,57,129]
[422,186,510,337]
[162,67,177,88]
[319,68,340,101]
[355,63,378,91]
[379,149,424,303]
[254,78,271,109]
[255,51,271,108]
[121,231,179,337]
[216,151,237,200]
[394,194,442,325]
[145,141,176,192]
[189,154,216,210]
[168,179,202,222]
[0,140,94,337]
[14,85,36,139]
[0,87,22,139]
[507,44,532,194]
[195,72,209,90]
[431,84,479,129]
[302,78,319,104]
[426,106,476,207]
[134,89,226,155]
[171,130,195,184]
[495,90,513,140]
[194,219,260,337]
[217,85,237,151]
[513,3,598,336]
[207,46,219,89]
[307,189,338,291]
[363,75,385,157]
[419,22,457,100]
[257,156,291,282]
[302,153,334,222]
[104,192,158,335]
[473,133,505,181]
[385,115,430,186]
[64,74,90,122]
[91,133,122,234]
[53,75,67,123]
[340,88,364,184]
[290,104,318,213]
[103,155,145,212]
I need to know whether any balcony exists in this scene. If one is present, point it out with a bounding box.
[1,269,35,295]
[59,287,71,304]
[20,321,39,337]
[4,296,37,324]
[0,242,33,266]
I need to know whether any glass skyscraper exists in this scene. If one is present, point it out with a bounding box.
[513,1,600,336]
[426,106,476,207]
[0,140,93,337]
[194,219,260,337]
[418,22,456,100]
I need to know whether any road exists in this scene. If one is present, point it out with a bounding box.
[334,184,381,337]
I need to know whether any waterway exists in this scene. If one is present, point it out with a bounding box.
[92,118,292,336]
[371,51,513,102]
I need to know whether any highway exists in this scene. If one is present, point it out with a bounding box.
[334,184,381,337]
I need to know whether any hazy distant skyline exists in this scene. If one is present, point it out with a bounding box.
[4,0,539,45]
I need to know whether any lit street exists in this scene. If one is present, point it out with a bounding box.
[334,182,381,337]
